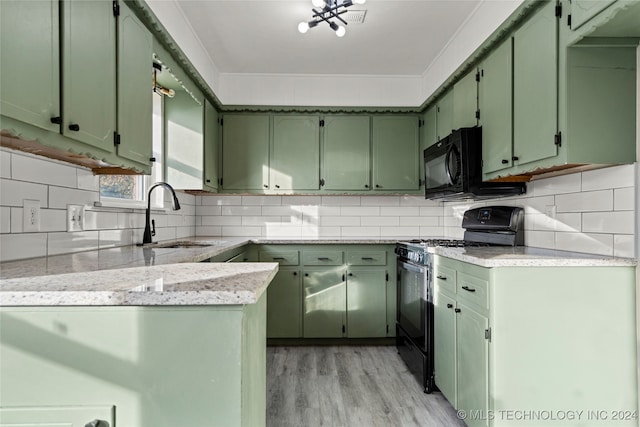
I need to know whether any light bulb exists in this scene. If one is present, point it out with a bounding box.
[353,0,366,4]
[335,25,346,37]
[298,21,310,33]
[311,0,324,7]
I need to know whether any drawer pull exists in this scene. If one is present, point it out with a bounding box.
[272,257,285,260]
[436,275,447,280]
[454,308,461,313]
[68,123,80,131]
[318,257,330,261]
[462,286,476,293]
[446,304,453,309]
[361,257,374,260]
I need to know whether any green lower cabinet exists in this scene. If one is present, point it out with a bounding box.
[267,268,302,338]
[346,267,387,338]
[0,405,114,427]
[434,290,457,407]
[303,267,346,338]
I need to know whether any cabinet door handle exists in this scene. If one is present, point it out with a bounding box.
[263,184,268,188]
[375,184,381,188]
[318,257,330,261]
[462,285,476,293]
[304,273,309,277]
[446,304,453,309]
[454,308,461,313]
[501,159,508,164]
[512,156,519,161]
[293,271,298,276]
[348,272,353,276]
[272,257,285,260]
[364,184,369,188]
[68,123,80,132]
[85,420,109,427]
[50,116,62,124]
[206,179,211,183]
[361,257,374,260]
[436,275,447,280]
[275,184,280,189]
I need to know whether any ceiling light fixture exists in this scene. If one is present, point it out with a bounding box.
[298,0,366,37]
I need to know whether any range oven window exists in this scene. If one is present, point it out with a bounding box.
[397,260,428,351]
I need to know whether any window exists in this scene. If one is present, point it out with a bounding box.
[98,92,164,207]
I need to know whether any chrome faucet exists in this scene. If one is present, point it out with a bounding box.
[142,182,181,245]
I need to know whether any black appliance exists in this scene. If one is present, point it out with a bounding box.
[424,127,526,200]
[395,206,524,393]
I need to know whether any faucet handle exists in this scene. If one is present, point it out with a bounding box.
[151,219,156,237]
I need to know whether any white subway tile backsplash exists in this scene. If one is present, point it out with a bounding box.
[201,195,243,206]
[420,227,443,238]
[242,216,282,226]
[197,225,221,236]
[99,230,133,249]
[302,226,341,238]
[196,205,222,216]
[405,216,439,227]
[361,217,400,227]
[582,211,635,234]
[581,164,636,191]
[379,226,420,238]
[380,206,420,216]
[556,190,613,213]
[262,206,304,217]
[1,178,48,207]
[319,216,360,227]
[77,168,99,191]
[0,150,11,178]
[10,207,23,233]
[40,209,67,232]
[202,216,242,226]
[0,207,9,233]
[283,195,322,205]
[321,196,361,206]
[360,196,400,206]
[242,195,282,206]
[221,206,262,216]
[400,196,439,206]
[419,206,445,216]
[12,154,78,188]
[85,210,119,231]
[525,231,555,249]
[0,233,47,261]
[530,172,581,196]
[555,232,613,256]
[176,226,196,239]
[48,186,98,209]
[614,187,635,211]
[222,225,262,237]
[265,224,303,238]
[554,213,581,233]
[340,206,380,216]
[613,234,636,258]
[520,196,555,214]
[47,231,100,256]
[341,227,380,237]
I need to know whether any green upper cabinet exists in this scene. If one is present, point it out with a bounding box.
[453,69,478,130]
[479,38,513,175]
[512,0,558,167]
[203,99,219,192]
[117,2,153,167]
[165,89,204,189]
[221,114,270,190]
[436,90,454,140]
[372,116,420,191]
[422,105,438,149]
[570,0,616,30]
[0,0,60,133]
[271,115,320,191]
[321,115,371,191]
[62,0,117,153]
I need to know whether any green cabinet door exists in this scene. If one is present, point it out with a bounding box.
[0,406,114,427]
[570,0,616,30]
[303,267,346,338]
[372,116,420,191]
[434,290,457,407]
[0,0,60,132]
[480,38,513,174]
[513,0,558,166]
[271,115,320,191]
[62,0,116,152]
[165,90,204,189]
[267,268,302,338]
[322,115,371,191]
[203,100,219,192]
[116,2,153,169]
[456,303,489,427]
[436,90,454,140]
[422,105,438,149]
[453,69,478,130]
[346,267,387,338]
[221,114,270,190]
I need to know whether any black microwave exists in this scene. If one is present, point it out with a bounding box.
[424,126,526,200]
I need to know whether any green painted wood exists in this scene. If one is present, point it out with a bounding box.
[0,405,114,427]
[271,115,320,191]
[453,69,478,130]
[436,90,454,140]
[117,2,153,169]
[456,302,489,427]
[346,267,387,338]
[0,301,267,426]
[165,90,204,189]
[570,0,616,30]
[62,0,116,153]
[203,99,219,191]
[302,250,343,266]
[266,268,302,338]
[512,0,558,166]
[422,106,438,149]
[434,290,457,407]
[372,116,420,190]
[221,114,270,190]
[0,0,60,133]
[303,267,346,338]
[322,115,371,191]
[480,38,513,174]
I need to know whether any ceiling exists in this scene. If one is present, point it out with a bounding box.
[174,0,482,76]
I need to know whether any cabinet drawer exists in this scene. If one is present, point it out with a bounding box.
[346,250,386,266]
[456,272,489,310]
[435,265,456,294]
[259,250,299,265]
[303,250,343,266]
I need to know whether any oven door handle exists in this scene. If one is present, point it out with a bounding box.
[398,260,426,275]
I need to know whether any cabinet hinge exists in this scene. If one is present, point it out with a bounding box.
[113,0,120,16]
[555,2,562,18]
[386,324,389,334]
[319,119,325,127]
[475,110,480,120]
[114,132,121,146]
[342,325,346,334]
[485,328,492,341]
[475,71,480,82]
[554,132,562,147]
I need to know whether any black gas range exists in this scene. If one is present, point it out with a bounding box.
[395,206,524,393]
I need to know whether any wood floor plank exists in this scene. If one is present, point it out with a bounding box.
[266,345,466,427]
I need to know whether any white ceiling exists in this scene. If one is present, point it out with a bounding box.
[174,0,481,76]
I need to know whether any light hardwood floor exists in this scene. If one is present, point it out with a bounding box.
[266,345,466,427]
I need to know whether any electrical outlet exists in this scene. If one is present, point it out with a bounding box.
[23,200,40,232]
[67,204,85,232]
